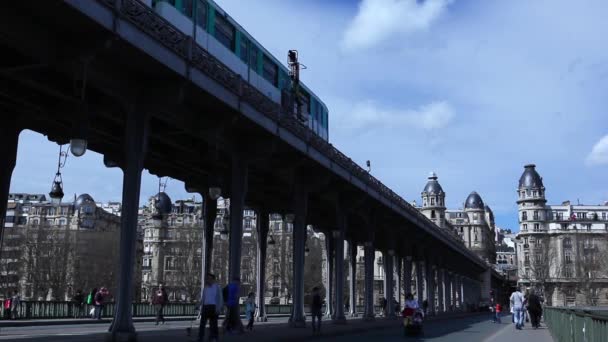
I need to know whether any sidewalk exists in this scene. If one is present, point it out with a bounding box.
[483,321,554,342]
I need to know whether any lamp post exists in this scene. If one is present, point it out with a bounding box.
[49,145,68,203]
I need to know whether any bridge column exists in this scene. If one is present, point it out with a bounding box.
[0,118,20,264]
[228,154,247,282]
[383,250,395,318]
[416,260,425,305]
[202,192,217,287]
[255,210,269,322]
[363,240,375,321]
[332,212,346,324]
[289,182,308,327]
[456,275,463,311]
[426,263,435,316]
[395,256,402,308]
[324,235,334,319]
[437,268,445,314]
[109,112,148,340]
[348,241,358,317]
[445,271,452,312]
[403,256,412,296]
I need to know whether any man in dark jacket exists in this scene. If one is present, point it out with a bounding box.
[527,290,543,328]
[151,284,168,325]
[72,290,85,318]
[311,287,324,335]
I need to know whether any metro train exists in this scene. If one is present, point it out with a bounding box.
[146,0,329,141]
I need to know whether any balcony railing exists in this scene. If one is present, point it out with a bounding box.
[544,307,608,342]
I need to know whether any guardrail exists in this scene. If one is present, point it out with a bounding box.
[93,0,481,265]
[0,301,384,319]
[544,306,608,342]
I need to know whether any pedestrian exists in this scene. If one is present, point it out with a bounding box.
[3,297,11,320]
[224,277,244,334]
[510,286,525,330]
[244,292,256,331]
[87,288,97,318]
[380,297,387,317]
[72,290,85,318]
[151,284,168,325]
[10,290,21,320]
[490,297,496,323]
[495,303,502,324]
[527,290,542,329]
[310,287,323,335]
[422,299,429,316]
[94,287,106,320]
[197,273,223,342]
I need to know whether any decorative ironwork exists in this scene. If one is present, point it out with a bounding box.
[99,0,479,262]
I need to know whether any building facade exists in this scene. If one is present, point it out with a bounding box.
[515,164,608,306]
[1,193,126,300]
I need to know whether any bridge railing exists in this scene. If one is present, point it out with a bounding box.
[544,306,608,342]
[0,300,384,319]
[95,0,480,264]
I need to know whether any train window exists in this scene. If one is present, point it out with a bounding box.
[300,90,310,114]
[183,0,193,17]
[250,45,258,70]
[195,0,207,29]
[239,36,249,63]
[262,55,278,86]
[214,14,235,51]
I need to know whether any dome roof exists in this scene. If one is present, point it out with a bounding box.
[155,192,173,215]
[464,191,484,210]
[422,172,444,194]
[519,164,543,189]
[75,193,95,208]
[485,204,495,221]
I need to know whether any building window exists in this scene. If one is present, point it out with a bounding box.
[430,198,435,205]
[522,224,528,231]
[214,14,235,50]
[534,223,540,231]
[564,267,572,278]
[577,212,585,219]
[563,238,572,249]
[431,210,436,219]
[522,211,528,221]
[165,257,175,270]
[533,210,539,220]
[602,212,606,221]
[239,37,249,63]
[262,55,278,86]
[533,191,537,197]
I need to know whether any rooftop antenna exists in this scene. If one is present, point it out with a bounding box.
[158,176,169,193]
[288,50,308,124]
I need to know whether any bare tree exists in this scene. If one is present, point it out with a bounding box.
[573,235,608,305]
[173,227,203,302]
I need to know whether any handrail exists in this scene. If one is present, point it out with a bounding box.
[544,306,608,342]
[93,0,484,266]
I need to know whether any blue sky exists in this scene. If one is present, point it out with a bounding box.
[10,0,608,232]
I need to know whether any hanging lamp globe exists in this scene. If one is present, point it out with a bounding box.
[69,138,88,157]
[49,180,64,201]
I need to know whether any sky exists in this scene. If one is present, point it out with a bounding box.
[10,0,608,232]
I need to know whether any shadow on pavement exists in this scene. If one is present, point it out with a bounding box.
[403,313,498,340]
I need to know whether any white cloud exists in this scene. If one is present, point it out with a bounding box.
[586,134,608,165]
[344,100,454,131]
[342,0,452,51]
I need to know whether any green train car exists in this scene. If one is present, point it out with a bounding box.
[146,0,329,140]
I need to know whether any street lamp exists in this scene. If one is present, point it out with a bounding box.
[49,145,68,203]
[69,138,87,157]
[219,216,229,241]
[209,187,222,201]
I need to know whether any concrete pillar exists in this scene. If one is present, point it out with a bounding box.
[437,268,445,314]
[324,235,334,318]
[228,155,247,282]
[416,260,425,304]
[109,113,148,339]
[445,271,452,312]
[202,194,216,286]
[460,276,465,311]
[255,211,269,322]
[426,263,435,316]
[363,241,375,321]
[395,257,402,307]
[289,183,307,327]
[348,241,357,317]
[333,221,347,324]
[0,118,20,264]
[403,257,412,297]
[383,251,395,318]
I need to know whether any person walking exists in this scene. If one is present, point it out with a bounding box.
[244,292,256,331]
[3,297,11,320]
[10,290,21,319]
[224,277,244,334]
[72,290,85,318]
[310,287,323,335]
[495,303,502,324]
[380,297,387,317]
[197,273,223,342]
[510,286,525,330]
[152,284,168,325]
[94,287,107,320]
[87,288,97,318]
[527,290,543,329]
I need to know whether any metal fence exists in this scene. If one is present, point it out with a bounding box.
[0,300,384,320]
[544,306,608,342]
